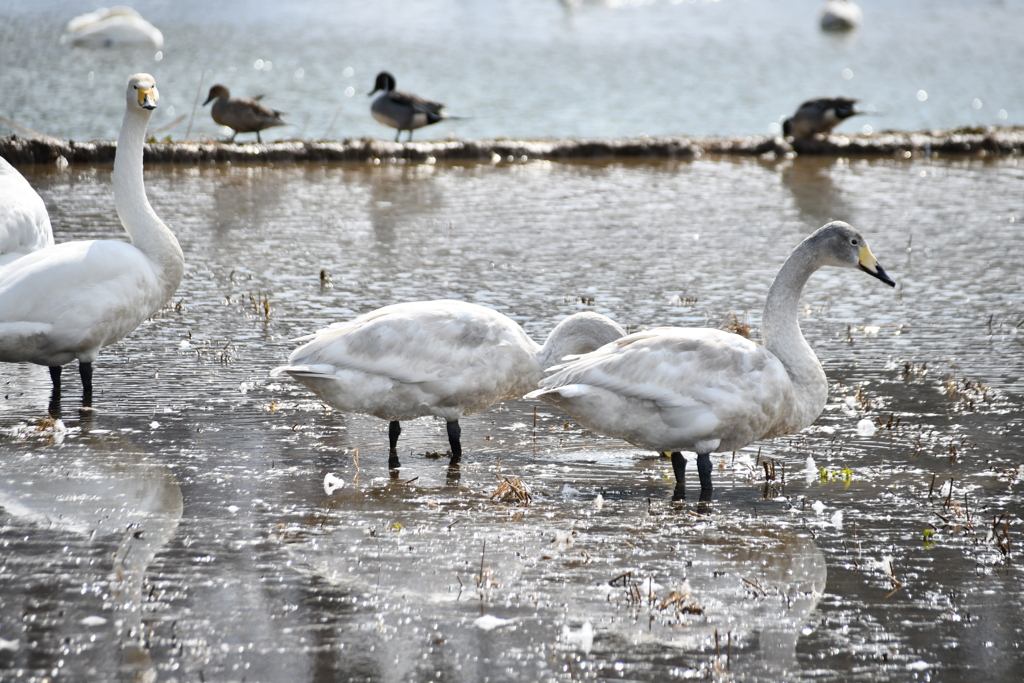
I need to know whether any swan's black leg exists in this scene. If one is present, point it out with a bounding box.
[670,451,687,501]
[47,367,62,419]
[670,452,687,483]
[696,453,714,494]
[229,131,238,143]
[79,362,93,397]
[395,129,402,143]
[48,365,62,391]
[257,131,262,143]
[446,420,462,464]
[388,421,401,469]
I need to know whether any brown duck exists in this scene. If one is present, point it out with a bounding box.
[202,84,286,143]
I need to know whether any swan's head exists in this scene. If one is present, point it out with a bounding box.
[127,73,158,113]
[813,220,895,287]
[203,84,230,106]
[368,71,396,96]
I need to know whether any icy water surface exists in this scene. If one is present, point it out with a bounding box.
[1,156,1023,681]
[2,0,1024,142]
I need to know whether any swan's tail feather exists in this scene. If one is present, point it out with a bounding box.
[269,363,335,378]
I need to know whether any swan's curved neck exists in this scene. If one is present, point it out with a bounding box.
[761,239,828,411]
[537,315,623,371]
[113,108,184,297]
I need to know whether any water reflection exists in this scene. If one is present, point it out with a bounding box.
[2,157,1022,680]
[0,431,182,681]
[779,156,856,228]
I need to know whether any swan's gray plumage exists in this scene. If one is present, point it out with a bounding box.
[272,301,624,465]
[527,221,895,495]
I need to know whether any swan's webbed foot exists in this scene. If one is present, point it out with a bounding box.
[79,361,93,398]
[696,453,714,494]
[446,420,462,465]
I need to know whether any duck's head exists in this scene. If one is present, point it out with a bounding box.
[368,71,396,96]
[814,220,895,287]
[830,97,859,121]
[127,73,158,113]
[203,84,230,106]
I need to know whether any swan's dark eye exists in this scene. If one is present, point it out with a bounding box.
[851,238,859,245]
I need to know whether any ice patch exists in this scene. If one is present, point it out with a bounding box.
[561,484,581,499]
[857,418,877,436]
[474,615,516,631]
[324,473,345,495]
[561,621,594,653]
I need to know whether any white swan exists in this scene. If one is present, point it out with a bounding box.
[0,74,184,399]
[63,6,164,48]
[820,0,862,31]
[271,301,625,467]
[527,221,894,498]
[0,156,53,267]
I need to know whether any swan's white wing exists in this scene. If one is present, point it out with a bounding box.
[529,328,793,453]
[273,301,541,421]
[0,240,164,365]
[0,158,53,265]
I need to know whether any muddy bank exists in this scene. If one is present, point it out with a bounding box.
[2,127,1023,166]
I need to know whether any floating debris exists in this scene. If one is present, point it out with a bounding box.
[491,476,532,506]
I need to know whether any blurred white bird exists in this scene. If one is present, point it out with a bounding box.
[0,156,53,267]
[63,6,164,48]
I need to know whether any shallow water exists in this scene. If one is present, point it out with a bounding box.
[2,1,1024,142]
[1,156,1023,681]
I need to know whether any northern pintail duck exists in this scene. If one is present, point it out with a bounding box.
[368,71,456,142]
[203,84,287,143]
[782,97,860,140]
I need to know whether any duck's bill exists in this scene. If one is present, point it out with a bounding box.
[859,261,896,287]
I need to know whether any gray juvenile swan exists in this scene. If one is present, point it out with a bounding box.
[272,301,625,469]
[527,221,895,499]
[0,74,185,400]
[368,71,457,142]
[203,84,287,143]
